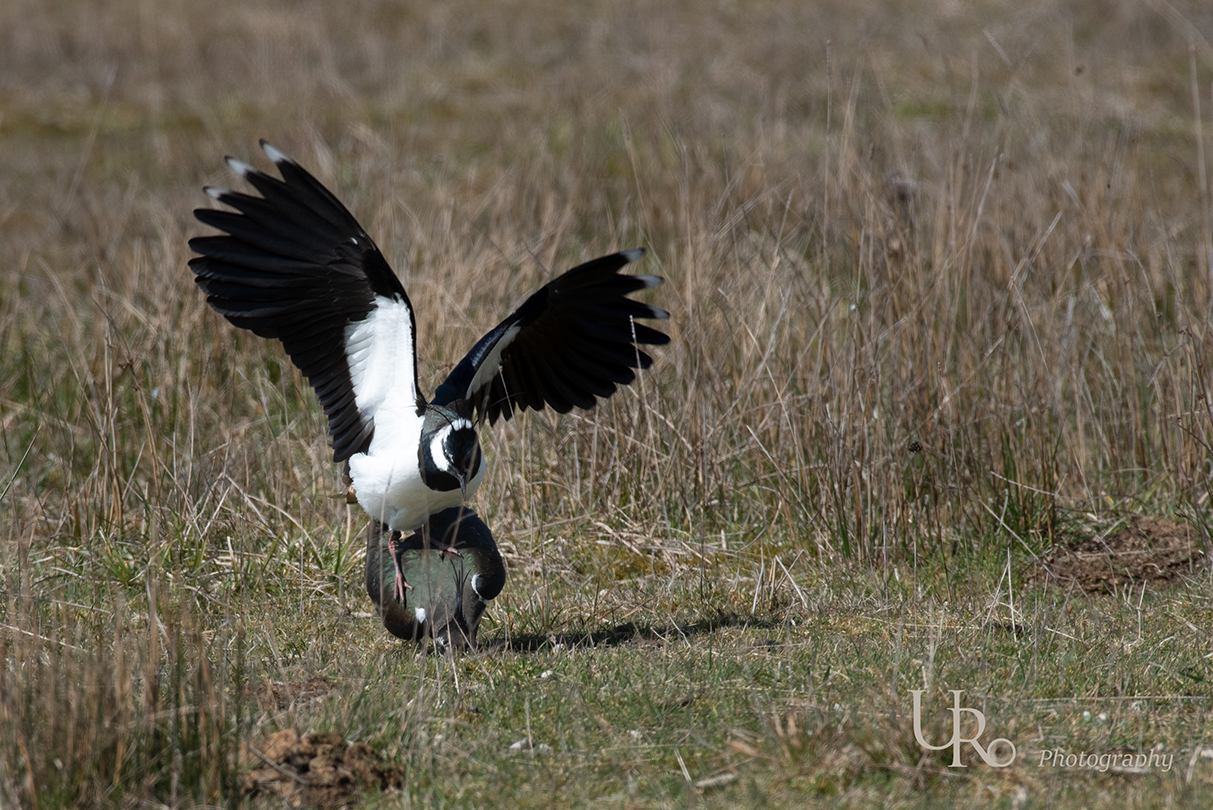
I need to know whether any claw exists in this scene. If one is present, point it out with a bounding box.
[430,540,464,560]
[419,524,464,560]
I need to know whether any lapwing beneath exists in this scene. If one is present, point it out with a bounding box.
[188,141,669,599]
[365,506,504,651]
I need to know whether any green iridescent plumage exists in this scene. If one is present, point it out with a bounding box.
[365,506,505,651]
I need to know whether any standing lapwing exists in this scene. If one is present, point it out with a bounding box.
[188,141,668,600]
[365,506,504,651]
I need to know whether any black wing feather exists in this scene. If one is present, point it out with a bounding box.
[436,249,669,424]
[188,141,420,462]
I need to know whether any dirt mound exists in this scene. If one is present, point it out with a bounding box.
[1035,515,1206,593]
[240,729,402,808]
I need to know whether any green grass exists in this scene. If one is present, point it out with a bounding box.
[3,0,1213,806]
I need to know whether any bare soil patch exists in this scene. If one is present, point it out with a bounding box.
[240,729,402,808]
[1034,515,1207,593]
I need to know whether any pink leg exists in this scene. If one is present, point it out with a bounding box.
[387,531,413,602]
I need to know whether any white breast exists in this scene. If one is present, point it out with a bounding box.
[342,296,488,530]
[344,296,448,531]
[347,424,485,532]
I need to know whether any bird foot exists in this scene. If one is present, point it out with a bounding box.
[428,539,464,560]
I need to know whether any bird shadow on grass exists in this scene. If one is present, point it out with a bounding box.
[480,610,780,654]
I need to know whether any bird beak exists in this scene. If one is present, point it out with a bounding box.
[458,473,468,499]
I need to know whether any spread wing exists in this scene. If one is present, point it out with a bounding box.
[434,249,669,424]
[188,141,423,462]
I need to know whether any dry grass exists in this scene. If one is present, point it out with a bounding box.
[2,0,1213,807]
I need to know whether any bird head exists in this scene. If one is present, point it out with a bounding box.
[419,400,481,497]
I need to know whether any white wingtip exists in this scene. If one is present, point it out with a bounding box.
[414,607,427,625]
[204,186,229,200]
[633,274,663,289]
[621,247,646,263]
[225,157,254,177]
[260,141,291,165]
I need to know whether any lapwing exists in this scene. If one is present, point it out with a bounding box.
[365,506,504,651]
[188,141,669,597]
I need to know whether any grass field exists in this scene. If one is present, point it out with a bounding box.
[3,0,1213,806]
